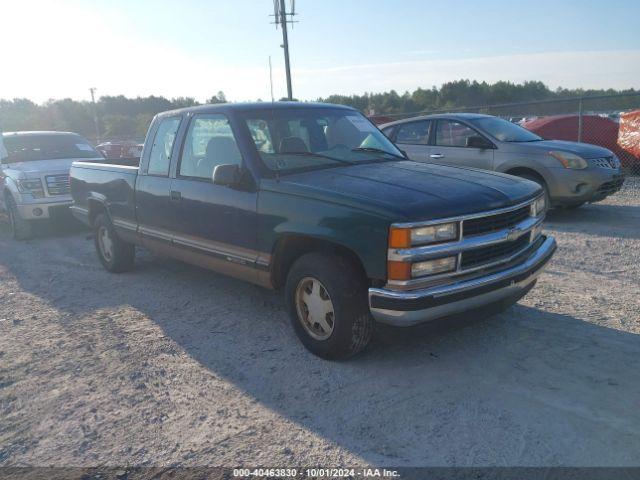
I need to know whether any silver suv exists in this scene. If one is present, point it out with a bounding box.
[1,131,103,239]
[380,113,625,208]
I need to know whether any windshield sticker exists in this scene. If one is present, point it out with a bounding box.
[346,115,376,132]
[76,143,94,151]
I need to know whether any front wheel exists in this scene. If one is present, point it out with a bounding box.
[6,196,32,240]
[285,252,373,360]
[517,173,551,209]
[93,213,135,272]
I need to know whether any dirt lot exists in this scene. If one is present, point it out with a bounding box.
[1,180,639,468]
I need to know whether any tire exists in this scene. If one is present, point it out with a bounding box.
[285,252,373,360]
[93,213,135,272]
[517,173,552,209]
[6,195,33,240]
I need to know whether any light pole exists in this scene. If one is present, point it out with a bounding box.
[89,87,101,144]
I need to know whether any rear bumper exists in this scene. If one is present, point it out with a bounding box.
[368,235,556,326]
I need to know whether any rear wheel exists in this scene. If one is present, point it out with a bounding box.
[93,213,135,272]
[6,196,32,240]
[285,252,373,360]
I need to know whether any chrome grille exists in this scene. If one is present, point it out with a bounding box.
[592,156,619,169]
[463,205,530,236]
[461,233,531,269]
[45,174,70,195]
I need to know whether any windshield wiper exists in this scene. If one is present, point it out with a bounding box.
[351,147,405,159]
[281,151,354,165]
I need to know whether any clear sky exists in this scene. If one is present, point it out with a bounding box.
[2,0,639,103]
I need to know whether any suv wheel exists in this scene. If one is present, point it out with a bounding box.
[285,252,373,359]
[6,196,32,240]
[517,173,551,209]
[93,213,135,272]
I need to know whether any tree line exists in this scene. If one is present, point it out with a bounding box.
[1,81,638,144]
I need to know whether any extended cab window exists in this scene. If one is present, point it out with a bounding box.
[179,114,242,180]
[147,117,180,176]
[435,120,479,148]
[396,120,431,145]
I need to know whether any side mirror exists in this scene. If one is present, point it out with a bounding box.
[466,135,493,149]
[212,163,241,186]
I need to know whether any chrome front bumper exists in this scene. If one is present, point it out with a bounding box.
[16,198,73,219]
[368,235,557,326]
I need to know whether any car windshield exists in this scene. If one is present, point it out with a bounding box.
[239,107,404,173]
[2,134,102,163]
[469,117,542,142]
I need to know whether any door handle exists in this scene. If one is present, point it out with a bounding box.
[430,153,444,159]
[170,190,182,202]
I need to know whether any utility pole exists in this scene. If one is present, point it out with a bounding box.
[272,0,296,100]
[89,88,101,144]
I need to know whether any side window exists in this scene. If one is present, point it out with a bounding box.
[395,120,431,145]
[381,126,396,140]
[247,119,274,153]
[179,114,242,180]
[435,120,478,147]
[147,117,180,176]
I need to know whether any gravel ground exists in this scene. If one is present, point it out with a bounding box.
[1,179,639,468]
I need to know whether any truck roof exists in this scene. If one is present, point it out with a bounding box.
[156,101,357,118]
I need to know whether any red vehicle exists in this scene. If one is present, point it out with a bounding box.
[96,141,143,162]
[523,115,640,170]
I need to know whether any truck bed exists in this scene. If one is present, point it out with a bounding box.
[70,161,138,228]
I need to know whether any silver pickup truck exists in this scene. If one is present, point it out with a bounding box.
[1,131,103,239]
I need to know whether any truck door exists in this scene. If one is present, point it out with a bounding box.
[168,113,259,267]
[430,119,494,170]
[136,115,182,244]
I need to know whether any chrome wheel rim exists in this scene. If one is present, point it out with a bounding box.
[98,226,114,261]
[295,277,335,341]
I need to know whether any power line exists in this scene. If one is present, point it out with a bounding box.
[271,0,297,100]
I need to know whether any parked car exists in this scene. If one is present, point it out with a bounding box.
[381,113,625,208]
[1,131,103,239]
[96,141,144,165]
[522,114,640,172]
[70,103,556,359]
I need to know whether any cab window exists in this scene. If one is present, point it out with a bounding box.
[179,114,242,180]
[147,117,180,176]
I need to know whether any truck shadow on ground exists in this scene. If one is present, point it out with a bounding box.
[1,229,639,466]
[546,202,640,239]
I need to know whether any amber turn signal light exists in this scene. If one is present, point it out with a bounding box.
[387,260,412,281]
[389,227,411,248]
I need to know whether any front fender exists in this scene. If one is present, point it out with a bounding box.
[258,191,391,280]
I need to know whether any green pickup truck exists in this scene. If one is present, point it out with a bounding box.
[70,102,556,359]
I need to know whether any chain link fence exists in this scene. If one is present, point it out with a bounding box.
[372,93,640,178]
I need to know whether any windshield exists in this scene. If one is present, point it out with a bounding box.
[2,134,102,163]
[239,108,404,173]
[469,117,542,142]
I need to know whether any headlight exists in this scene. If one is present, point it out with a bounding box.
[411,256,457,278]
[389,222,459,248]
[17,179,45,197]
[549,151,588,169]
[530,195,546,217]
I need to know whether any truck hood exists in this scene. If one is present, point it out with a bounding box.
[268,161,540,222]
[3,158,79,179]
[510,139,613,158]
